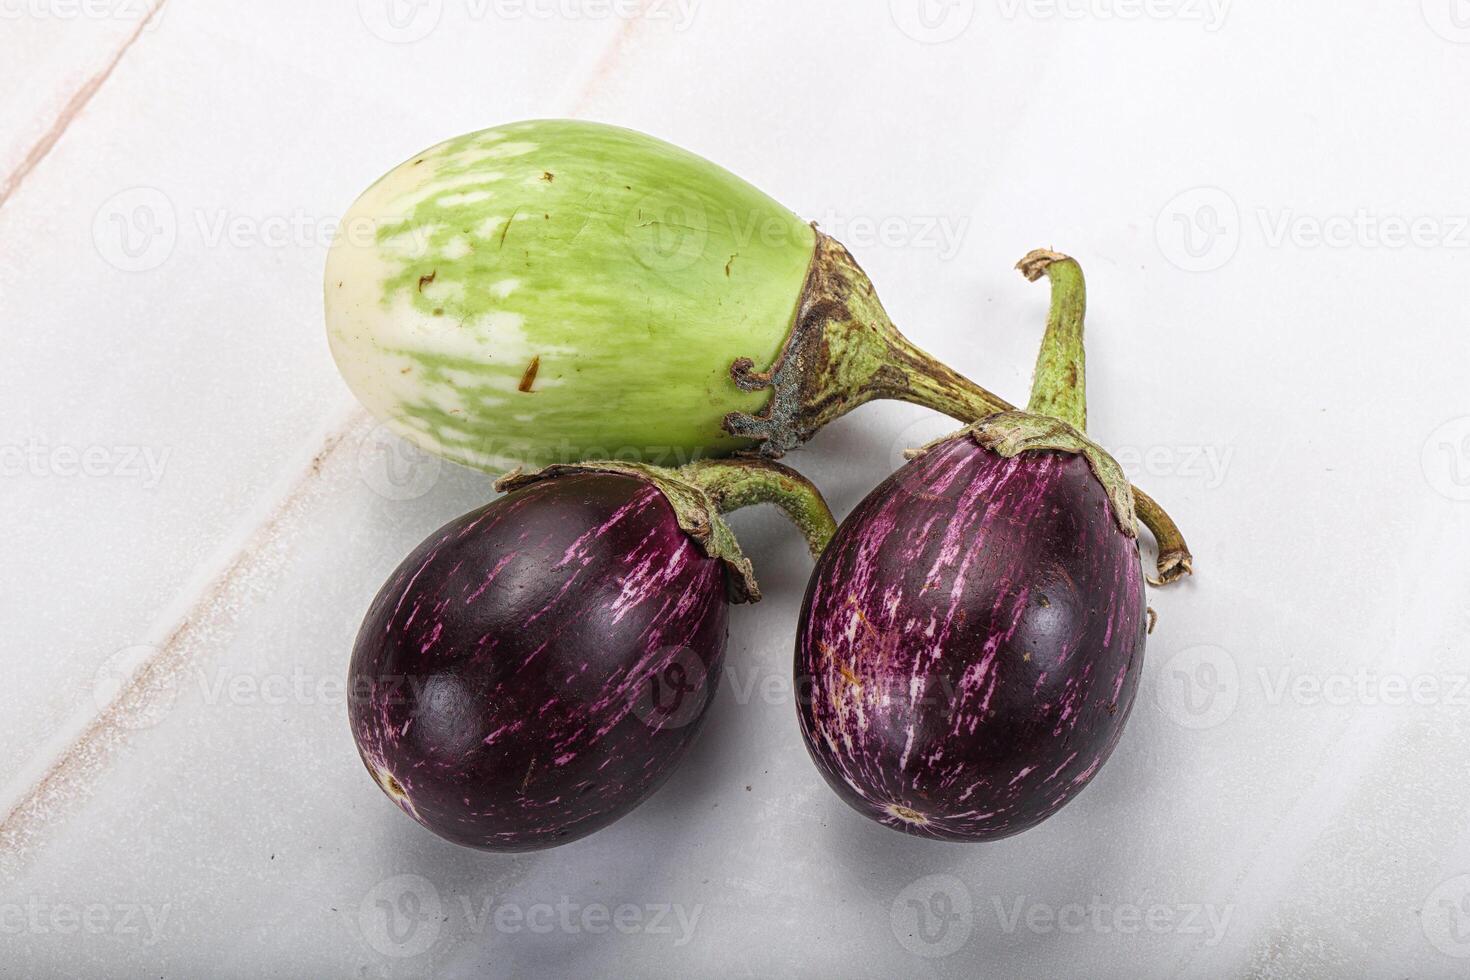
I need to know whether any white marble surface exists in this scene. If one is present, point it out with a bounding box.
[4,2,1470,977]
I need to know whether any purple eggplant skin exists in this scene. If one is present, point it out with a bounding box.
[795,434,1147,842]
[349,472,728,852]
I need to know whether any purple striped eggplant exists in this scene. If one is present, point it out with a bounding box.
[350,459,834,852]
[796,250,1169,842]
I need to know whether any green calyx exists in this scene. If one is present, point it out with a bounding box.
[989,250,1136,538]
[494,458,836,604]
[722,235,1191,584]
[325,120,1190,585]
[909,412,1138,538]
[906,250,1194,574]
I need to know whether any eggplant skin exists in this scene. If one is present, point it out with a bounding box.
[795,437,1146,842]
[349,473,728,852]
[325,119,814,472]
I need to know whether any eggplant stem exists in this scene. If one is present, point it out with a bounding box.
[1134,487,1194,587]
[876,331,1013,421]
[1018,248,1194,586]
[723,231,1191,584]
[680,459,837,558]
[1020,249,1088,431]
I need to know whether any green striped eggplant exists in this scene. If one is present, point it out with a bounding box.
[324,120,1191,583]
